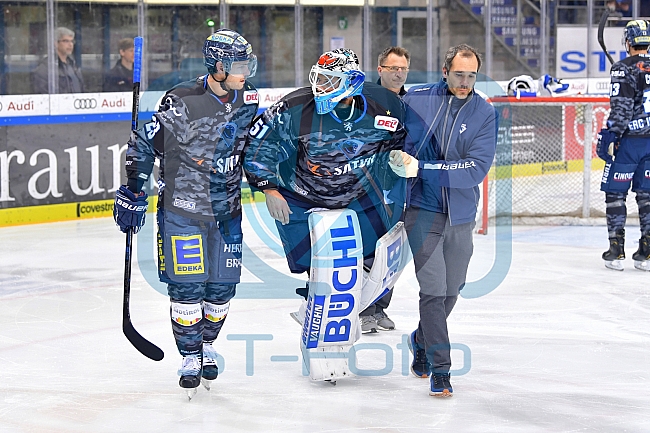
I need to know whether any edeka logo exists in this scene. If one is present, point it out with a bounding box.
[73,98,98,110]
[171,234,205,275]
[76,202,114,217]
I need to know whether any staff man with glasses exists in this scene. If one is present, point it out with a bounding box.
[32,27,85,94]
[377,46,410,96]
[357,46,412,333]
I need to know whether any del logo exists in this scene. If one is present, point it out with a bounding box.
[374,115,398,131]
[244,90,258,104]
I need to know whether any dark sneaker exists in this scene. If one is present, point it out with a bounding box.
[407,330,430,378]
[429,373,453,397]
[360,315,378,333]
[373,311,395,330]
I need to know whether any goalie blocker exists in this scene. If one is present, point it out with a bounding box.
[300,208,407,382]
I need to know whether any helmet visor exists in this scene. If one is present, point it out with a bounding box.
[226,56,257,78]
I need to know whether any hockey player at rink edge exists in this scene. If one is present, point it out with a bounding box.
[597,19,650,272]
[113,29,259,399]
[243,48,408,383]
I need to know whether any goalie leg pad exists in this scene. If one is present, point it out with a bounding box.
[301,345,351,382]
[301,208,364,381]
[359,222,409,312]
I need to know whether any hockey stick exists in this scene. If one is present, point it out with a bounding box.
[598,9,615,66]
[122,36,164,361]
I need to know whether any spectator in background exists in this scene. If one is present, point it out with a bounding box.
[32,27,85,94]
[606,0,633,26]
[104,38,134,92]
[355,45,412,333]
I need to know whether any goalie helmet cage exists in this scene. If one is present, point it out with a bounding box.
[475,96,640,235]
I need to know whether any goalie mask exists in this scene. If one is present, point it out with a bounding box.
[309,48,366,115]
[623,20,650,50]
[203,29,257,78]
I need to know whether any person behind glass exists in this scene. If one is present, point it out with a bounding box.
[377,46,409,96]
[32,27,85,94]
[389,44,497,397]
[356,46,411,333]
[103,38,134,92]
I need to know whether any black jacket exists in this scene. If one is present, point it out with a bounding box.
[32,56,85,94]
[103,60,133,92]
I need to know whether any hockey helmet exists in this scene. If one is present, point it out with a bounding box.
[203,29,257,78]
[623,20,650,49]
[308,48,366,115]
[506,75,538,98]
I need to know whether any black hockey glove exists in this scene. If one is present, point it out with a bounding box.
[596,129,619,163]
[114,185,148,234]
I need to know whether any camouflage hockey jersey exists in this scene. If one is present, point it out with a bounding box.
[126,75,259,221]
[244,82,406,209]
[607,53,650,137]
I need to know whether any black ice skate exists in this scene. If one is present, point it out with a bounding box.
[178,354,201,400]
[201,342,219,391]
[632,232,650,272]
[602,229,625,271]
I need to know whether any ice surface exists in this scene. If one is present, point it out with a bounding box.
[1,202,649,432]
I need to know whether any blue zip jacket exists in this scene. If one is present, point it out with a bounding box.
[393,80,498,225]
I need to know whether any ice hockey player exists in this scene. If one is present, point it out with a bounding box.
[243,48,406,380]
[113,29,259,399]
[597,19,650,271]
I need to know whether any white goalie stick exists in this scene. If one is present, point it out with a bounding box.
[122,36,164,362]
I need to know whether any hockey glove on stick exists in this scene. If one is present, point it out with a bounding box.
[389,150,419,178]
[114,185,148,233]
[596,129,619,163]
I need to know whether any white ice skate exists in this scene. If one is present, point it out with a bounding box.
[604,259,625,271]
[634,259,650,271]
[201,342,219,391]
[178,354,201,400]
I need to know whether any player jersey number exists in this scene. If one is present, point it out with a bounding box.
[611,83,620,97]
[643,90,650,114]
[145,118,160,139]
[249,118,270,139]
